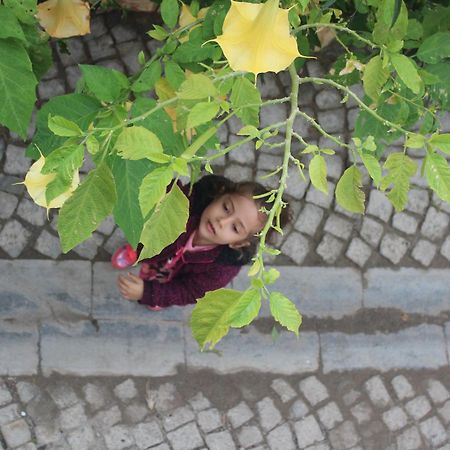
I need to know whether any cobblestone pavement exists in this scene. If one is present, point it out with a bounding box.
[1,369,450,450]
[1,11,450,268]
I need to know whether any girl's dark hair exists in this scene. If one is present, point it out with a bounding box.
[191,175,292,264]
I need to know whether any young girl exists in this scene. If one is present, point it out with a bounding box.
[114,174,288,309]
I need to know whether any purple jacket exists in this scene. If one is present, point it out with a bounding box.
[138,178,246,308]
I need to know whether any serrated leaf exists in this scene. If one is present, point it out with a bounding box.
[390,53,422,95]
[58,163,116,253]
[227,289,261,328]
[361,153,382,186]
[0,6,26,41]
[430,134,450,154]
[48,115,83,137]
[309,154,328,194]
[269,291,302,335]
[262,268,280,285]
[178,73,217,100]
[230,77,261,127]
[417,32,450,64]
[42,144,84,181]
[406,133,425,149]
[424,152,450,203]
[115,126,167,162]
[380,153,417,212]
[138,166,173,217]
[186,102,220,129]
[131,61,161,93]
[0,39,37,138]
[190,289,242,350]
[139,183,189,260]
[160,0,179,28]
[362,55,389,102]
[335,166,365,214]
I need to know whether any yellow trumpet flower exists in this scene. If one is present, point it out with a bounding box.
[213,0,301,75]
[37,0,90,38]
[23,156,80,211]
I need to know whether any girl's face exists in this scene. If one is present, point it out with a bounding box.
[195,193,265,247]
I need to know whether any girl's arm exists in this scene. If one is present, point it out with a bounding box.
[139,264,241,308]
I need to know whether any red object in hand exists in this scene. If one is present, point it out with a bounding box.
[111,244,138,269]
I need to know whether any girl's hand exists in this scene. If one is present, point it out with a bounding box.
[117,273,144,301]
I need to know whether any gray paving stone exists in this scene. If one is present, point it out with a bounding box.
[0,403,20,426]
[41,319,184,376]
[406,187,430,214]
[346,237,372,267]
[433,191,450,214]
[0,174,25,195]
[294,203,324,236]
[326,155,344,180]
[73,232,103,259]
[0,260,91,320]
[306,181,335,209]
[294,415,324,448]
[257,153,283,172]
[146,382,183,414]
[104,424,134,450]
[186,326,319,374]
[317,401,343,430]
[97,215,116,236]
[16,198,46,226]
[346,83,364,108]
[360,216,384,247]
[59,403,87,431]
[224,164,253,182]
[342,389,361,406]
[258,73,282,98]
[1,419,31,448]
[197,408,222,433]
[367,190,393,222]
[167,422,203,450]
[440,236,450,262]
[324,214,353,240]
[57,38,87,65]
[113,379,137,402]
[132,421,164,449]
[82,383,106,411]
[0,220,31,257]
[382,406,408,431]
[38,77,66,101]
[92,406,122,432]
[257,397,282,432]
[347,108,358,130]
[379,233,410,264]
[317,109,346,133]
[299,376,329,406]
[88,34,116,61]
[4,144,31,176]
[188,392,211,412]
[124,402,147,423]
[421,207,450,241]
[34,230,62,259]
[350,401,373,424]
[66,424,96,449]
[392,212,419,234]
[438,400,450,424]
[111,23,137,42]
[228,140,256,166]
[260,103,288,128]
[237,425,263,447]
[227,401,254,428]
[0,382,11,407]
[321,324,448,373]
[163,406,195,431]
[426,379,450,405]
[289,399,309,419]
[316,233,344,264]
[117,41,144,74]
[205,430,236,450]
[391,375,415,401]
[419,416,447,447]
[328,420,359,449]
[0,322,38,375]
[48,383,78,408]
[65,65,81,90]
[365,376,392,409]
[0,192,18,219]
[266,423,296,450]
[364,268,450,314]
[405,395,432,420]
[270,379,297,403]
[315,89,342,110]
[397,426,423,450]
[280,231,309,264]
[411,239,437,266]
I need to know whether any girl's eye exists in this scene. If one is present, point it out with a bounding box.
[223,203,229,212]
[233,225,239,233]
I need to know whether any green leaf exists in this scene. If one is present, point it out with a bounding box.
[424,152,450,203]
[0,6,26,41]
[427,62,450,110]
[139,183,189,260]
[380,153,417,212]
[230,77,261,127]
[182,125,218,159]
[269,292,302,335]
[20,22,52,80]
[309,154,328,194]
[48,115,83,137]
[361,154,382,186]
[430,134,450,154]
[4,0,37,24]
[165,61,185,90]
[131,61,161,93]
[0,39,37,138]
[139,166,173,217]
[115,126,167,162]
[362,55,389,102]
[111,157,153,248]
[335,166,365,214]
[178,73,218,100]
[226,289,261,328]
[160,0,179,28]
[171,157,189,176]
[262,268,280,285]
[148,25,168,41]
[406,133,426,149]
[417,32,450,64]
[58,163,117,253]
[237,125,260,138]
[390,53,422,95]
[45,176,72,205]
[186,101,220,129]
[190,288,241,350]
[42,145,84,182]
[79,64,129,102]
[86,135,99,155]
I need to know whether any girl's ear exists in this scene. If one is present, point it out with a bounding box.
[229,240,251,250]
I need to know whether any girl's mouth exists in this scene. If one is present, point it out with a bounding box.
[207,220,215,234]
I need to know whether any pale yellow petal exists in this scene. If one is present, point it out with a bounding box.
[37,0,90,38]
[214,0,301,75]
